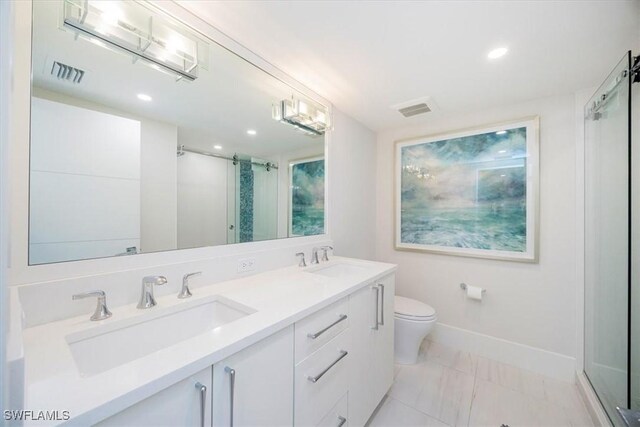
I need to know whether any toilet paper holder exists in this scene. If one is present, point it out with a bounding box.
[460,283,486,294]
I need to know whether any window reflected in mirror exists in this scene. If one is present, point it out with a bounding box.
[28,0,327,265]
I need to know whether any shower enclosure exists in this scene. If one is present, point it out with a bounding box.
[176,149,278,249]
[584,51,639,426]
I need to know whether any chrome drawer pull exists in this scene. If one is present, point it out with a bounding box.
[225,366,236,427]
[307,314,348,339]
[307,350,348,383]
[194,382,207,427]
[372,286,380,330]
[378,284,385,326]
[337,416,347,427]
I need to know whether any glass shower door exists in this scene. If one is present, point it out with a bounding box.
[584,52,632,425]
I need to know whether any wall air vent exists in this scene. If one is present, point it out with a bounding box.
[392,96,438,118]
[50,61,85,84]
[398,103,431,117]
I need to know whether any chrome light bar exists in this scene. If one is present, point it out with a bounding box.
[272,95,331,136]
[62,0,207,82]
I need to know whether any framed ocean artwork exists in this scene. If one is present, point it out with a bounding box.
[395,117,539,262]
[289,156,325,236]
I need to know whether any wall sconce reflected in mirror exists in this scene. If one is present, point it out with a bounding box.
[272,95,331,136]
[61,0,209,82]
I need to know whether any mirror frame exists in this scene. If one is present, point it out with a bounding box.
[9,0,332,284]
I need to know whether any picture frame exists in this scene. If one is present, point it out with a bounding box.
[394,117,539,262]
[288,155,326,237]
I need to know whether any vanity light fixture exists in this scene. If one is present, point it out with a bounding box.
[61,0,209,82]
[137,93,152,102]
[213,145,223,150]
[246,129,257,136]
[272,95,331,136]
[488,47,508,59]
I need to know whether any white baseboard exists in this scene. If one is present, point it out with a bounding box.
[429,322,576,382]
[576,370,612,427]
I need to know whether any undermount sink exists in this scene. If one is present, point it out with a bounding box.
[66,295,255,377]
[308,262,370,278]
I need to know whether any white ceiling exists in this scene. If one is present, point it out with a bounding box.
[178,0,640,132]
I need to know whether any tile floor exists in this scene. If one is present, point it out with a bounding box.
[368,340,595,427]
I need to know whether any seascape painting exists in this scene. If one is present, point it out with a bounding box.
[290,158,325,236]
[396,118,538,261]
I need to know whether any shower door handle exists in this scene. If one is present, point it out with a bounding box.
[617,407,640,427]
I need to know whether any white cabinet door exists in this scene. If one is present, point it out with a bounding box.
[348,274,396,427]
[96,367,212,427]
[212,326,294,427]
[372,275,395,407]
[348,285,377,427]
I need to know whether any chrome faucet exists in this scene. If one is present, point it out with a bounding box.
[138,276,167,309]
[72,290,112,321]
[296,252,307,267]
[311,247,321,264]
[178,272,201,299]
[320,246,334,262]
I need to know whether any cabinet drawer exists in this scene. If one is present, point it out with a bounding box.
[295,298,349,363]
[295,329,351,426]
[317,392,348,427]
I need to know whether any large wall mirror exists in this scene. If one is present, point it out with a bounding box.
[28,0,329,265]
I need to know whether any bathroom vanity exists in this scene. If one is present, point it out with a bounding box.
[19,258,396,426]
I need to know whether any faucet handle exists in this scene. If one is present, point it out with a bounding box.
[296,252,307,268]
[72,290,112,321]
[179,272,202,299]
[320,246,334,262]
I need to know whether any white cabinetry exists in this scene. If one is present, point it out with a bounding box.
[96,367,212,427]
[212,326,294,427]
[348,274,395,427]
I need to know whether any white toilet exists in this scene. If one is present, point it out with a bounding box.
[394,296,437,364]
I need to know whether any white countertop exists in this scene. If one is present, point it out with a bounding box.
[20,257,396,426]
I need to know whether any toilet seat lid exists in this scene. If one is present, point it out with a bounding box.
[394,296,436,319]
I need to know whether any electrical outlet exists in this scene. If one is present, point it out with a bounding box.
[237,257,256,273]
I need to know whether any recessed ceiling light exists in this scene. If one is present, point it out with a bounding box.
[137,93,152,102]
[496,130,507,135]
[246,129,257,136]
[488,47,508,59]
[213,145,222,150]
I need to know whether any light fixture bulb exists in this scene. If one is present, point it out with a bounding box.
[137,93,152,102]
[247,129,257,136]
[488,47,508,59]
[213,145,222,150]
[495,130,507,135]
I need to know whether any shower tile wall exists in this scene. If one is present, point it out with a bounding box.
[239,161,254,242]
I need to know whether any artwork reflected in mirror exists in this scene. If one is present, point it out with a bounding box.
[289,157,325,236]
[28,0,328,265]
[395,118,538,262]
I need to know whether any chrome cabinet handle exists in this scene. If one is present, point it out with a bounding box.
[307,350,348,383]
[371,286,380,330]
[337,416,347,427]
[307,314,348,339]
[378,284,385,326]
[195,382,207,427]
[225,366,236,427]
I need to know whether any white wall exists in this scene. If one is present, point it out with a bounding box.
[376,94,578,364]
[177,152,229,249]
[29,97,142,263]
[141,120,178,253]
[329,109,377,260]
[32,89,179,256]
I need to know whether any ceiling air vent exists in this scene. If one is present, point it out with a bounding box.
[391,96,438,118]
[398,103,431,117]
[50,61,85,84]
